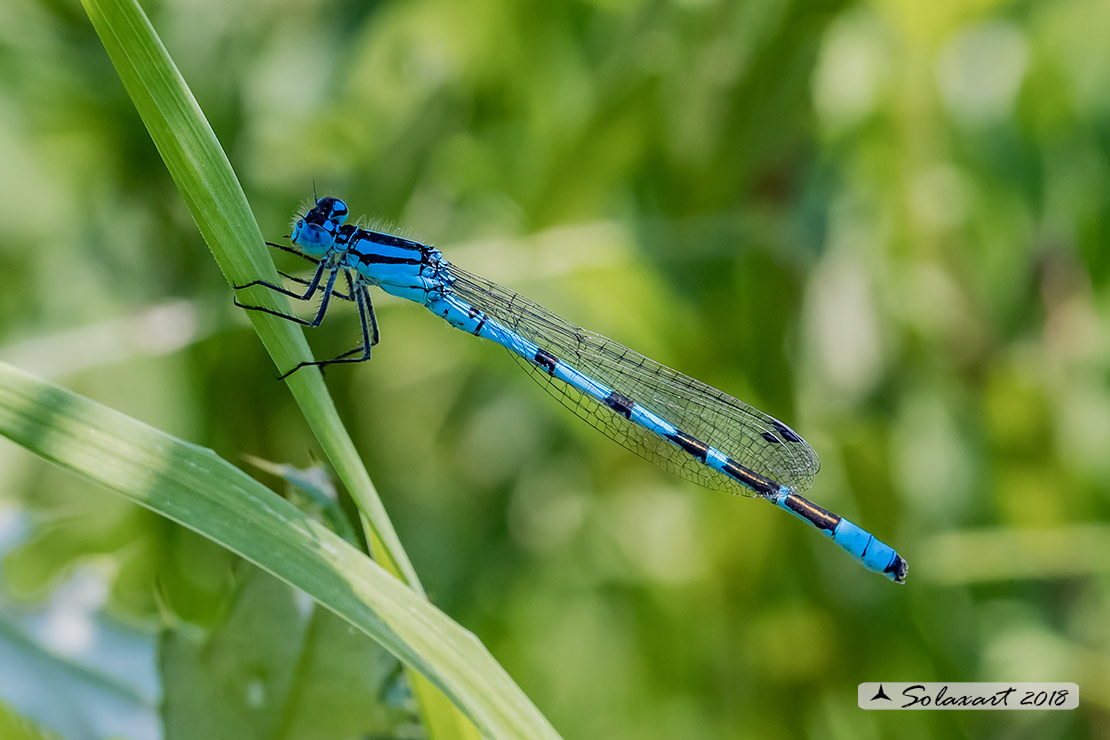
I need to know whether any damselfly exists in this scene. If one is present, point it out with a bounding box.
[235,197,908,583]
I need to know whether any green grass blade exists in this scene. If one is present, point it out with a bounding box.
[0,361,560,740]
[79,0,487,735]
[0,701,63,740]
[81,0,417,592]
[80,0,419,589]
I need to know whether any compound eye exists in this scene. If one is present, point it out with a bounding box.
[330,198,349,221]
[313,197,349,226]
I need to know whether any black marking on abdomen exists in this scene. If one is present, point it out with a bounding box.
[722,458,778,497]
[781,492,840,533]
[667,430,709,462]
[603,391,634,419]
[534,349,558,375]
[473,315,487,336]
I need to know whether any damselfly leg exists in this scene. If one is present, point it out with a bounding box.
[274,270,353,301]
[255,242,354,300]
[234,262,341,327]
[276,275,379,379]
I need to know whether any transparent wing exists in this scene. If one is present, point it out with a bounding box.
[445,264,820,495]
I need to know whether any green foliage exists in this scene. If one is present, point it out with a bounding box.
[0,701,64,740]
[160,569,412,740]
[0,361,557,738]
[1,0,1108,738]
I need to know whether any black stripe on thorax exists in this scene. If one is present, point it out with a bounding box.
[357,253,423,266]
[360,229,426,251]
[353,228,437,266]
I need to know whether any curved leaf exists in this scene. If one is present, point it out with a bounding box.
[0,361,560,740]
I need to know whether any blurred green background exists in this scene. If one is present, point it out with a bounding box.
[1,0,1108,738]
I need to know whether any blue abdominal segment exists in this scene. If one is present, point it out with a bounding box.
[770,487,908,583]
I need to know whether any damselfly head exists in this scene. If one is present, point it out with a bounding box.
[290,196,350,256]
[290,217,334,256]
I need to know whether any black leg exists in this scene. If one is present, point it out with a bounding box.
[307,287,379,364]
[329,345,369,361]
[234,259,328,301]
[238,241,350,299]
[235,265,341,327]
[364,284,380,347]
[277,270,354,302]
[278,276,376,379]
[346,273,379,345]
[266,241,320,265]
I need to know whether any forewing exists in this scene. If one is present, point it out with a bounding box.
[446,264,820,494]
